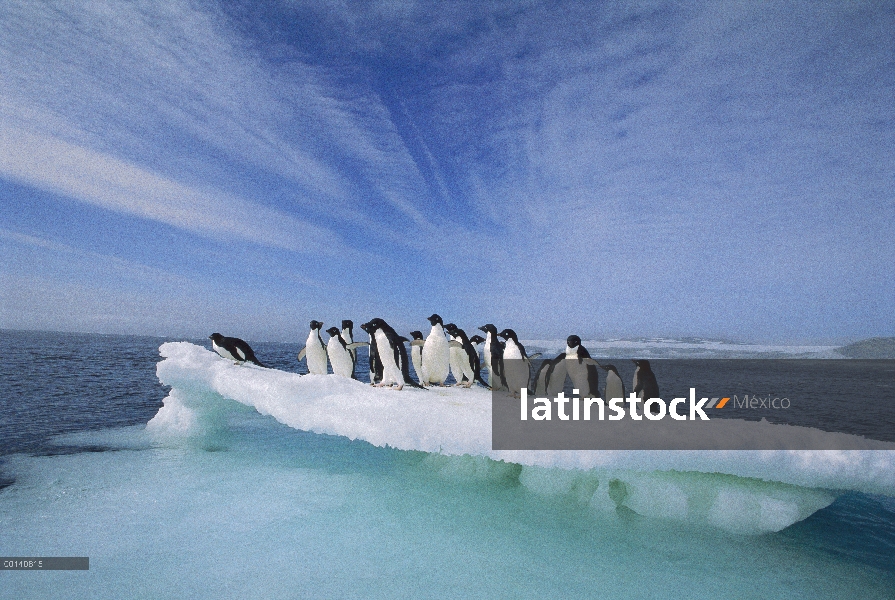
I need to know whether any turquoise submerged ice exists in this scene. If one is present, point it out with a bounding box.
[1,341,893,599]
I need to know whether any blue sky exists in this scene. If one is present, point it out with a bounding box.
[0,0,892,343]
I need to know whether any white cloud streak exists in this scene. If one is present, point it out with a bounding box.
[0,126,348,254]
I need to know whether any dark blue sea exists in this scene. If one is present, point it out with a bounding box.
[1,329,893,598]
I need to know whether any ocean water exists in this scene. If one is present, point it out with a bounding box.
[1,330,893,598]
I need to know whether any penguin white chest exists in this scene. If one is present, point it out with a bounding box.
[374,330,403,385]
[501,340,528,394]
[422,325,450,384]
[212,340,237,361]
[605,371,624,401]
[305,331,328,374]
[327,338,354,378]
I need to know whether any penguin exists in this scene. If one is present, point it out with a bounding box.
[632,359,661,414]
[360,321,383,385]
[564,335,600,397]
[341,319,357,364]
[478,324,507,390]
[421,314,451,386]
[532,353,566,396]
[443,323,469,386]
[361,318,424,390]
[599,363,626,402]
[325,327,368,379]
[408,330,428,385]
[209,333,266,367]
[469,334,485,346]
[497,329,541,398]
[444,324,489,388]
[297,320,328,374]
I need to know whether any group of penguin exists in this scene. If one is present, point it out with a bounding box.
[209,314,661,402]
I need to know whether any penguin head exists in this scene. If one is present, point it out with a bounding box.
[326,327,341,338]
[478,324,497,335]
[469,335,485,345]
[309,320,323,330]
[409,330,424,340]
[444,323,457,334]
[209,333,223,342]
[364,318,386,333]
[427,314,443,326]
[566,335,581,349]
[600,364,620,376]
[497,329,517,341]
[341,319,353,330]
[632,359,651,370]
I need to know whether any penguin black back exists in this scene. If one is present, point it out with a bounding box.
[209,333,266,367]
[366,318,425,389]
[632,359,660,405]
[454,326,490,388]
[361,321,383,384]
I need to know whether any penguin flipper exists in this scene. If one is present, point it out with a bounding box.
[410,340,426,347]
[346,342,369,350]
[297,347,306,362]
[449,340,463,348]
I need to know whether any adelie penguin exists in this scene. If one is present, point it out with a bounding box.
[209,333,266,367]
[532,353,567,396]
[599,363,626,403]
[408,331,427,386]
[497,329,541,398]
[632,359,660,414]
[361,318,424,390]
[421,314,451,386]
[360,321,383,385]
[325,327,368,379]
[341,319,357,364]
[444,324,489,388]
[478,324,507,390]
[297,320,328,375]
[564,335,600,398]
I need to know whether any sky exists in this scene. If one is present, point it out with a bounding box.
[0,0,892,344]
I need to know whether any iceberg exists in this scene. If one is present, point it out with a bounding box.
[151,342,895,534]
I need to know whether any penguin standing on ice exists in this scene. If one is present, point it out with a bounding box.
[362,318,424,390]
[325,327,368,379]
[360,321,383,385]
[497,329,541,397]
[599,363,626,402]
[532,353,566,396]
[297,320,328,374]
[341,320,357,364]
[421,314,451,386]
[443,323,468,386]
[444,324,489,388]
[408,330,428,385]
[632,359,660,413]
[478,324,506,390]
[564,335,600,397]
[209,333,266,367]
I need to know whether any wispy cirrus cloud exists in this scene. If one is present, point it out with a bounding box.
[0,126,349,255]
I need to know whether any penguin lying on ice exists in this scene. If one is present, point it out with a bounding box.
[209,333,266,367]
